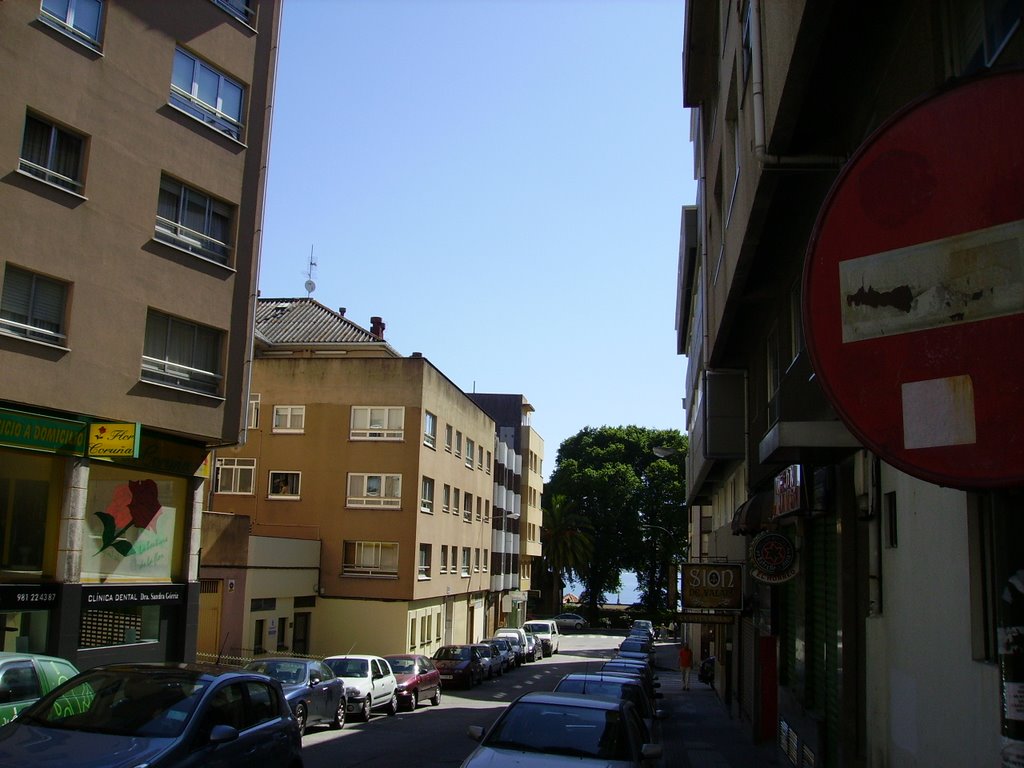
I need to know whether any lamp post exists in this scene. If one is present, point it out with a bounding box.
[639,523,681,627]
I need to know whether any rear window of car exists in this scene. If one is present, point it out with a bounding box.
[523,622,551,633]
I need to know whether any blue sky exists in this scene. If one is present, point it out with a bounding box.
[259,0,694,511]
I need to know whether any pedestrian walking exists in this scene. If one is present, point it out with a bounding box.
[678,641,694,690]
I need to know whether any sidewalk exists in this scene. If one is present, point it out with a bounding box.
[652,641,779,767]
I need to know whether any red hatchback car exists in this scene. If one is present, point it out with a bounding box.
[383,654,442,711]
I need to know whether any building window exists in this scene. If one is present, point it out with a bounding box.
[215,457,255,494]
[0,265,68,346]
[272,405,305,433]
[460,547,470,577]
[169,47,245,140]
[350,406,404,440]
[421,477,435,514]
[474,548,480,573]
[347,473,401,509]
[440,545,448,574]
[19,113,84,194]
[155,176,233,265]
[210,0,253,25]
[435,611,442,641]
[477,446,484,470]
[465,439,475,468]
[424,411,438,448]
[454,431,462,457]
[484,500,490,523]
[442,484,451,513]
[342,541,398,578]
[463,493,473,522]
[409,617,416,649]
[483,549,489,572]
[486,450,491,474]
[39,0,103,47]
[418,544,431,580]
[453,488,461,514]
[141,310,222,395]
[268,471,300,498]
[444,424,453,452]
[247,393,260,429]
[476,497,482,521]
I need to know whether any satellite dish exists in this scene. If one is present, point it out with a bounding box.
[304,279,316,294]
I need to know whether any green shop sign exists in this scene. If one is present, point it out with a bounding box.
[0,408,87,454]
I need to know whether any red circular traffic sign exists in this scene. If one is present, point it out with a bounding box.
[804,70,1024,489]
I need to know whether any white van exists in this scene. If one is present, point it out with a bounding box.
[522,619,560,657]
[495,627,531,663]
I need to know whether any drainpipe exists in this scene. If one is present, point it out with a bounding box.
[750,0,846,170]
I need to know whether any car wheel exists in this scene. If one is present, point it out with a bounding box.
[386,692,398,716]
[404,690,418,711]
[294,703,307,738]
[359,695,371,721]
[330,699,345,729]
[575,622,583,630]
[431,686,441,706]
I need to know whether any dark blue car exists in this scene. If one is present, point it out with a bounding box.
[244,657,346,736]
[0,662,303,768]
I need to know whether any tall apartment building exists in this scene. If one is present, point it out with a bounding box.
[679,2,1021,766]
[203,298,503,659]
[0,0,280,668]
[468,394,545,630]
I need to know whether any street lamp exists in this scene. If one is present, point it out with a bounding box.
[639,523,681,621]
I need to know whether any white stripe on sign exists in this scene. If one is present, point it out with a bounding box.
[839,219,1024,343]
[901,375,976,449]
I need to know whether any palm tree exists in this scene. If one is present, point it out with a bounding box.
[541,494,593,614]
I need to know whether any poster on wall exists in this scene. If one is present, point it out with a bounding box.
[82,478,177,582]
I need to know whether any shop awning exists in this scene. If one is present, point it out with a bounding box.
[731,491,773,535]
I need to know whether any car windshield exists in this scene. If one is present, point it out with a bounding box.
[20,669,206,738]
[621,640,649,652]
[387,658,416,673]
[484,701,632,760]
[246,660,306,685]
[523,623,549,633]
[435,646,471,661]
[325,658,368,677]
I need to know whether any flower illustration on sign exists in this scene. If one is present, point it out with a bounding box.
[95,479,163,556]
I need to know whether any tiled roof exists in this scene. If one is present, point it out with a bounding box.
[254,298,381,345]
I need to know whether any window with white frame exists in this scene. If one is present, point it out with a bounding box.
[474,548,480,573]
[460,547,470,576]
[453,488,461,514]
[486,450,491,474]
[215,457,255,494]
[141,310,222,395]
[421,477,434,513]
[454,431,462,457]
[483,549,489,572]
[477,445,484,469]
[169,47,245,140]
[444,424,453,452]
[442,484,451,513]
[155,175,233,265]
[39,0,103,48]
[210,0,253,25]
[418,544,431,579]
[350,406,404,440]
[463,493,473,522]
[19,113,85,194]
[0,265,68,346]
[440,545,448,573]
[272,405,305,433]
[423,411,437,448]
[465,438,475,468]
[247,393,260,429]
[268,471,300,498]
[347,473,401,508]
[342,540,398,578]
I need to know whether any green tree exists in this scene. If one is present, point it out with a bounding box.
[544,426,687,622]
[540,494,593,613]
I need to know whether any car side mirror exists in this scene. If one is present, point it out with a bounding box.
[309,675,321,686]
[209,724,239,744]
[654,708,665,719]
[467,725,485,741]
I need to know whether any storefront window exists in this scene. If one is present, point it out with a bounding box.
[80,604,160,648]
[0,610,50,653]
[0,450,62,575]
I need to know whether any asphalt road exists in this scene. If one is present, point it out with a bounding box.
[298,631,650,768]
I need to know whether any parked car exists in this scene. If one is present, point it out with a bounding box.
[323,655,398,720]
[0,662,303,768]
[602,660,661,702]
[0,652,79,727]
[432,645,485,688]
[522,620,560,656]
[630,620,656,641]
[462,691,662,767]
[553,673,664,741]
[520,631,539,662]
[383,654,442,710]
[244,657,345,735]
[619,637,654,658]
[473,643,504,678]
[492,629,526,666]
[485,638,516,672]
[552,612,589,631]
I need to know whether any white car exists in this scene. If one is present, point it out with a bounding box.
[522,619,560,657]
[324,654,398,719]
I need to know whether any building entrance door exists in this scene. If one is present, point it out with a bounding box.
[292,612,310,655]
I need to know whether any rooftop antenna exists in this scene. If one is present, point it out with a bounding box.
[304,244,317,297]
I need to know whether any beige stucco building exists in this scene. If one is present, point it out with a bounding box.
[0,0,279,668]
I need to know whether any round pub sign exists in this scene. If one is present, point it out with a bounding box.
[803,70,1024,489]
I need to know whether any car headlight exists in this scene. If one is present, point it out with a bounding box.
[345,686,361,697]
[396,682,407,691]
